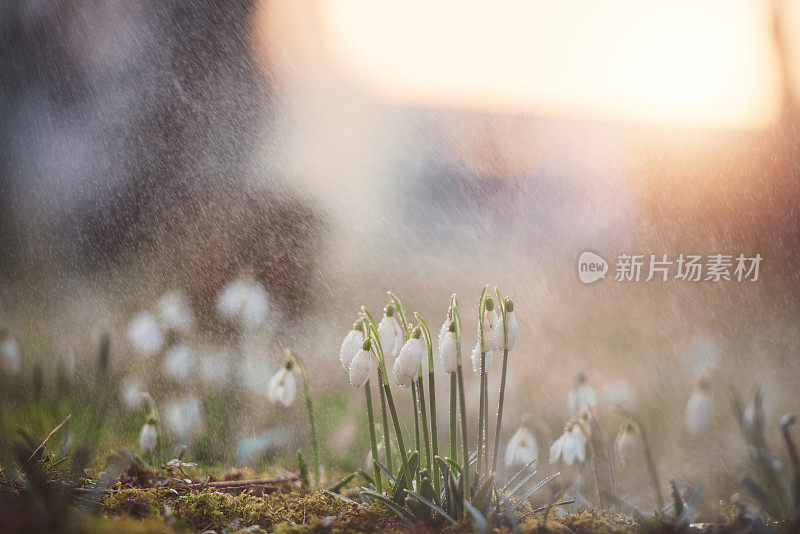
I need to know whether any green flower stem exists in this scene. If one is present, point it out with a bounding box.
[383,378,412,489]
[450,372,458,461]
[379,380,394,473]
[417,374,431,473]
[483,365,490,473]
[491,349,509,473]
[411,379,422,482]
[287,350,319,485]
[363,307,394,474]
[364,379,382,493]
[452,295,471,500]
[478,353,486,475]
[414,312,436,490]
[367,320,410,489]
[477,286,489,474]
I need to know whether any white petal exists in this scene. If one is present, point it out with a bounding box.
[139,423,158,453]
[340,329,363,369]
[377,317,398,357]
[505,311,518,350]
[163,344,195,380]
[471,342,493,375]
[686,390,713,434]
[439,332,458,373]
[0,337,21,375]
[349,349,373,388]
[127,312,164,356]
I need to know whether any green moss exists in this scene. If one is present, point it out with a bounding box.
[103,488,173,519]
[555,510,637,534]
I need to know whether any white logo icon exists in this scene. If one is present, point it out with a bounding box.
[578,251,608,284]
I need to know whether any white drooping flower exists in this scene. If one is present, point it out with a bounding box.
[349,347,374,388]
[267,365,297,407]
[393,336,423,388]
[139,422,158,454]
[217,278,270,328]
[121,377,145,409]
[157,291,195,333]
[163,344,195,381]
[377,310,403,357]
[504,427,538,469]
[0,335,21,375]
[549,422,587,466]
[127,312,164,356]
[470,341,493,375]
[340,327,364,369]
[493,306,519,351]
[437,317,450,356]
[568,373,596,416]
[439,330,458,373]
[614,422,638,466]
[686,381,713,435]
[163,395,204,441]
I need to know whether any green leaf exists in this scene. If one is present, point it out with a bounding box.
[464,500,489,534]
[508,473,559,513]
[470,475,495,513]
[373,458,396,484]
[357,468,375,486]
[298,452,309,489]
[361,489,414,524]
[323,489,363,507]
[328,472,357,493]
[404,489,455,524]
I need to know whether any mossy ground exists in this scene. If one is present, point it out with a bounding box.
[97,486,656,533]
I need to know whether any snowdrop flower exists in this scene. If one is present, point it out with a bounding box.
[0,334,21,375]
[127,312,164,356]
[348,341,374,388]
[139,419,158,454]
[470,341,493,375]
[121,377,145,409]
[614,422,638,466]
[217,277,270,328]
[505,426,538,469]
[364,441,385,471]
[493,299,519,351]
[377,305,404,357]
[568,372,596,416]
[686,380,713,435]
[437,316,450,356]
[163,344,195,381]
[393,330,423,388]
[549,422,587,466]
[267,362,297,407]
[157,291,195,333]
[340,321,364,369]
[439,323,458,374]
[163,396,204,441]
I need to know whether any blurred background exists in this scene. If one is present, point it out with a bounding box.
[2,0,800,517]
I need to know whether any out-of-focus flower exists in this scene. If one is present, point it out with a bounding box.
[127,312,164,356]
[267,364,297,407]
[340,324,364,369]
[364,441,385,471]
[163,396,204,441]
[217,278,270,328]
[377,306,403,357]
[349,345,374,388]
[139,421,158,454]
[121,378,145,410]
[568,372,596,416]
[549,422,587,466]
[158,291,195,334]
[163,344,195,381]
[471,341,493,375]
[393,335,422,388]
[0,335,21,375]
[686,380,713,435]
[614,422,639,466]
[505,427,538,469]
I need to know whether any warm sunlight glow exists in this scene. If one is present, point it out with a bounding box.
[317,0,783,129]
